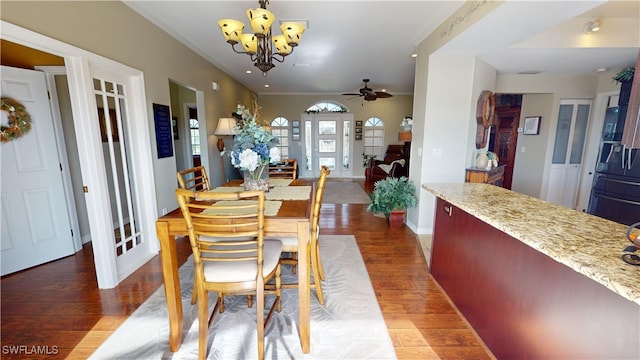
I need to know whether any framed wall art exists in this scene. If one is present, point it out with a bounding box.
[523,116,541,135]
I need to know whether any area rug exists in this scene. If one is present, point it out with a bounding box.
[90,235,396,359]
[322,182,371,204]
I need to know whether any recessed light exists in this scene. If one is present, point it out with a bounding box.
[596,68,608,73]
[584,20,600,33]
[246,70,252,74]
[264,84,270,88]
[411,53,418,58]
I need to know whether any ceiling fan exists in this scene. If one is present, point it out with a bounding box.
[342,78,393,101]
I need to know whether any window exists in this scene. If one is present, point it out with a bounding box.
[271,116,289,158]
[305,101,347,113]
[364,117,385,159]
[189,118,200,155]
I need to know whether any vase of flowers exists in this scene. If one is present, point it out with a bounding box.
[227,103,280,191]
[400,116,413,132]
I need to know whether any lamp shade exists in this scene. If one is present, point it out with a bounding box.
[280,22,305,46]
[272,35,292,55]
[214,118,237,136]
[247,8,274,36]
[218,19,244,43]
[239,34,258,54]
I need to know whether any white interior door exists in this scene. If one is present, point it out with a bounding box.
[90,68,155,280]
[547,99,591,208]
[1,66,75,275]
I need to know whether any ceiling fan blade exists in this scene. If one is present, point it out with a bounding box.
[364,93,377,101]
[375,92,393,98]
[342,92,362,96]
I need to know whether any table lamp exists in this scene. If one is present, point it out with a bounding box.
[214,117,237,182]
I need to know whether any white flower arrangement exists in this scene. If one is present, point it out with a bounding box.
[227,103,280,181]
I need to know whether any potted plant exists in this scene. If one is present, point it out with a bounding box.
[362,153,377,181]
[613,66,635,106]
[613,66,635,83]
[367,176,418,228]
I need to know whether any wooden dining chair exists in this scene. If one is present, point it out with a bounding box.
[175,188,282,360]
[177,165,210,191]
[268,158,298,179]
[273,165,330,304]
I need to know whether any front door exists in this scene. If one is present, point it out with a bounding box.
[1,66,75,275]
[302,113,354,178]
[547,99,591,208]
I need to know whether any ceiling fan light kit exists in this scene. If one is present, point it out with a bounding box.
[218,0,305,76]
[342,78,394,101]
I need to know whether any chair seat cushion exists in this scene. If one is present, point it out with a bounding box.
[202,239,283,283]
[267,227,319,252]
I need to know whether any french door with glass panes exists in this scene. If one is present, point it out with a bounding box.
[90,66,156,283]
[546,99,591,208]
[301,113,354,178]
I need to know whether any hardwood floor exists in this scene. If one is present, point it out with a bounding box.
[0,179,492,359]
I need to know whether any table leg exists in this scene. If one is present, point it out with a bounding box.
[156,221,183,352]
[297,220,310,353]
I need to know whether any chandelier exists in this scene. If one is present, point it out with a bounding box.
[218,0,305,76]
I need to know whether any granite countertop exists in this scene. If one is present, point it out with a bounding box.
[423,183,640,305]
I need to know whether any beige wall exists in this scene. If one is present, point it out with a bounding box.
[259,94,413,177]
[511,93,555,197]
[1,1,254,213]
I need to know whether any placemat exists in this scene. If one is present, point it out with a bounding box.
[268,178,293,187]
[201,200,282,216]
[266,185,311,201]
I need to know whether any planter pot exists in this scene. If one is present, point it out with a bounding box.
[388,210,405,228]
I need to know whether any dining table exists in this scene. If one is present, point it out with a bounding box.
[155,178,314,353]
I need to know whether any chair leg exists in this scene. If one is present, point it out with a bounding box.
[256,282,265,360]
[197,286,209,360]
[310,242,325,304]
[315,241,326,281]
[191,274,197,305]
[276,263,282,312]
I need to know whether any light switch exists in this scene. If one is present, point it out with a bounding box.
[521,146,526,153]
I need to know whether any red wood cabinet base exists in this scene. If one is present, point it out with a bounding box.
[430,198,639,359]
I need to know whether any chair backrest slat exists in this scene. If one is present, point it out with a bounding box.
[177,166,211,191]
[176,188,266,271]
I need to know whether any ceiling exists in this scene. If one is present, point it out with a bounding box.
[124,0,639,97]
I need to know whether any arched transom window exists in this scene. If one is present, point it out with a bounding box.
[305,101,348,113]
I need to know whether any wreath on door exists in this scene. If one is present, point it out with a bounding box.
[1,97,32,143]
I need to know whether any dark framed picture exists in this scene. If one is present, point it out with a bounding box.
[292,120,300,127]
[355,134,362,140]
[292,134,300,141]
[292,127,300,134]
[355,127,362,133]
[523,116,541,135]
[355,120,363,127]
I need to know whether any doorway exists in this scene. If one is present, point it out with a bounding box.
[3,22,158,288]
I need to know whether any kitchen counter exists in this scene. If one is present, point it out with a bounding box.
[423,182,640,305]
